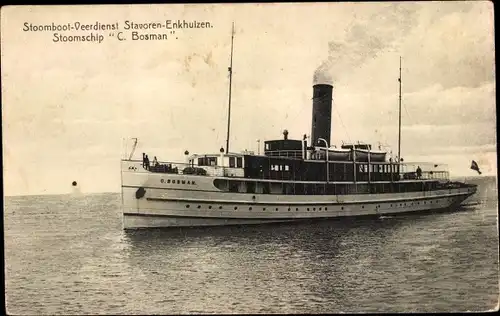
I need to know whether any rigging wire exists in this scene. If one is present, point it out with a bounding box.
[333,102,352,144]
[403,102,414,126]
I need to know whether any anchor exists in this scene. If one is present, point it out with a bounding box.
[135,187,146,199]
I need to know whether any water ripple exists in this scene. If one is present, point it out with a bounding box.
[4,177,499,314]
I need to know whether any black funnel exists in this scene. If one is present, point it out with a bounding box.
[311,84,333,146]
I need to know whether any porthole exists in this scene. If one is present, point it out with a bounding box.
[197,205,201,209]
[275,208,278,211]
[288,208,291,211]
[362,206,364,209]
[325,207,328,210]
[313,208,316,211]
[167,179,171,183]
[296,208,299,211]
[307,208,310,211]
[319,207,322,211]
[209,206,212,209]
[219,206,222,209]
[263,207,266,211]
[249,207,252,210]
[234,206,238,210]
[186,205,190,208]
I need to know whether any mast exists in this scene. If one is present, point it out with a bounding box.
[225,22,235,154]
[398,56,402,163]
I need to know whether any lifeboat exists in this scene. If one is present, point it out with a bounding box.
[353,149,387,162]
[314,148,352,161]
[340,142,388,162]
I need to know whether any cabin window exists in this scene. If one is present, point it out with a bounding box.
[262,182,270,194]
[237,157,243,168]
[265,144,270,150]
[229,157,235,168]
[285,165,290,171]
[316,185,325,195]
[198,157,217,166]
[246,181,256,193]
[374,164,379,173]
[209,157,217,166]
[229,181,239,193]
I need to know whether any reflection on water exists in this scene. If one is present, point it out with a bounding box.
[4,177,499,314]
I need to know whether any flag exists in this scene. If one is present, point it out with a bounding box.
[470,160,482,175]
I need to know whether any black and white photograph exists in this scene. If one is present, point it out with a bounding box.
[2,2,498,314]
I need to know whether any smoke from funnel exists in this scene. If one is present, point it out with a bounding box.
[312,3,420,85]
[313,61,334,85]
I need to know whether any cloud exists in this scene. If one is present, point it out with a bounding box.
[313,2,421,84]
[328,79,495,150]
[400,1,495,90]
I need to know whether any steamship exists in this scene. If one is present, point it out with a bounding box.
[120,26,477,229]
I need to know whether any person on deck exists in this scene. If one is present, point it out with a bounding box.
[153,156,159,166]
[145,155,150,170]
[416,166,422,179]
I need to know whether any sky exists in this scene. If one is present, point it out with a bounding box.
[1,2,496,196]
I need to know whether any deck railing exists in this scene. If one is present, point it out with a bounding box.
[125,159,450,182]
[264,150,303,158]
[399,170,449,181]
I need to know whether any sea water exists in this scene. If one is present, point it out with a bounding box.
[4,176,499,314]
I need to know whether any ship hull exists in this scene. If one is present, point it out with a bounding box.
[122,205,465,229]
[121,161,476,229]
